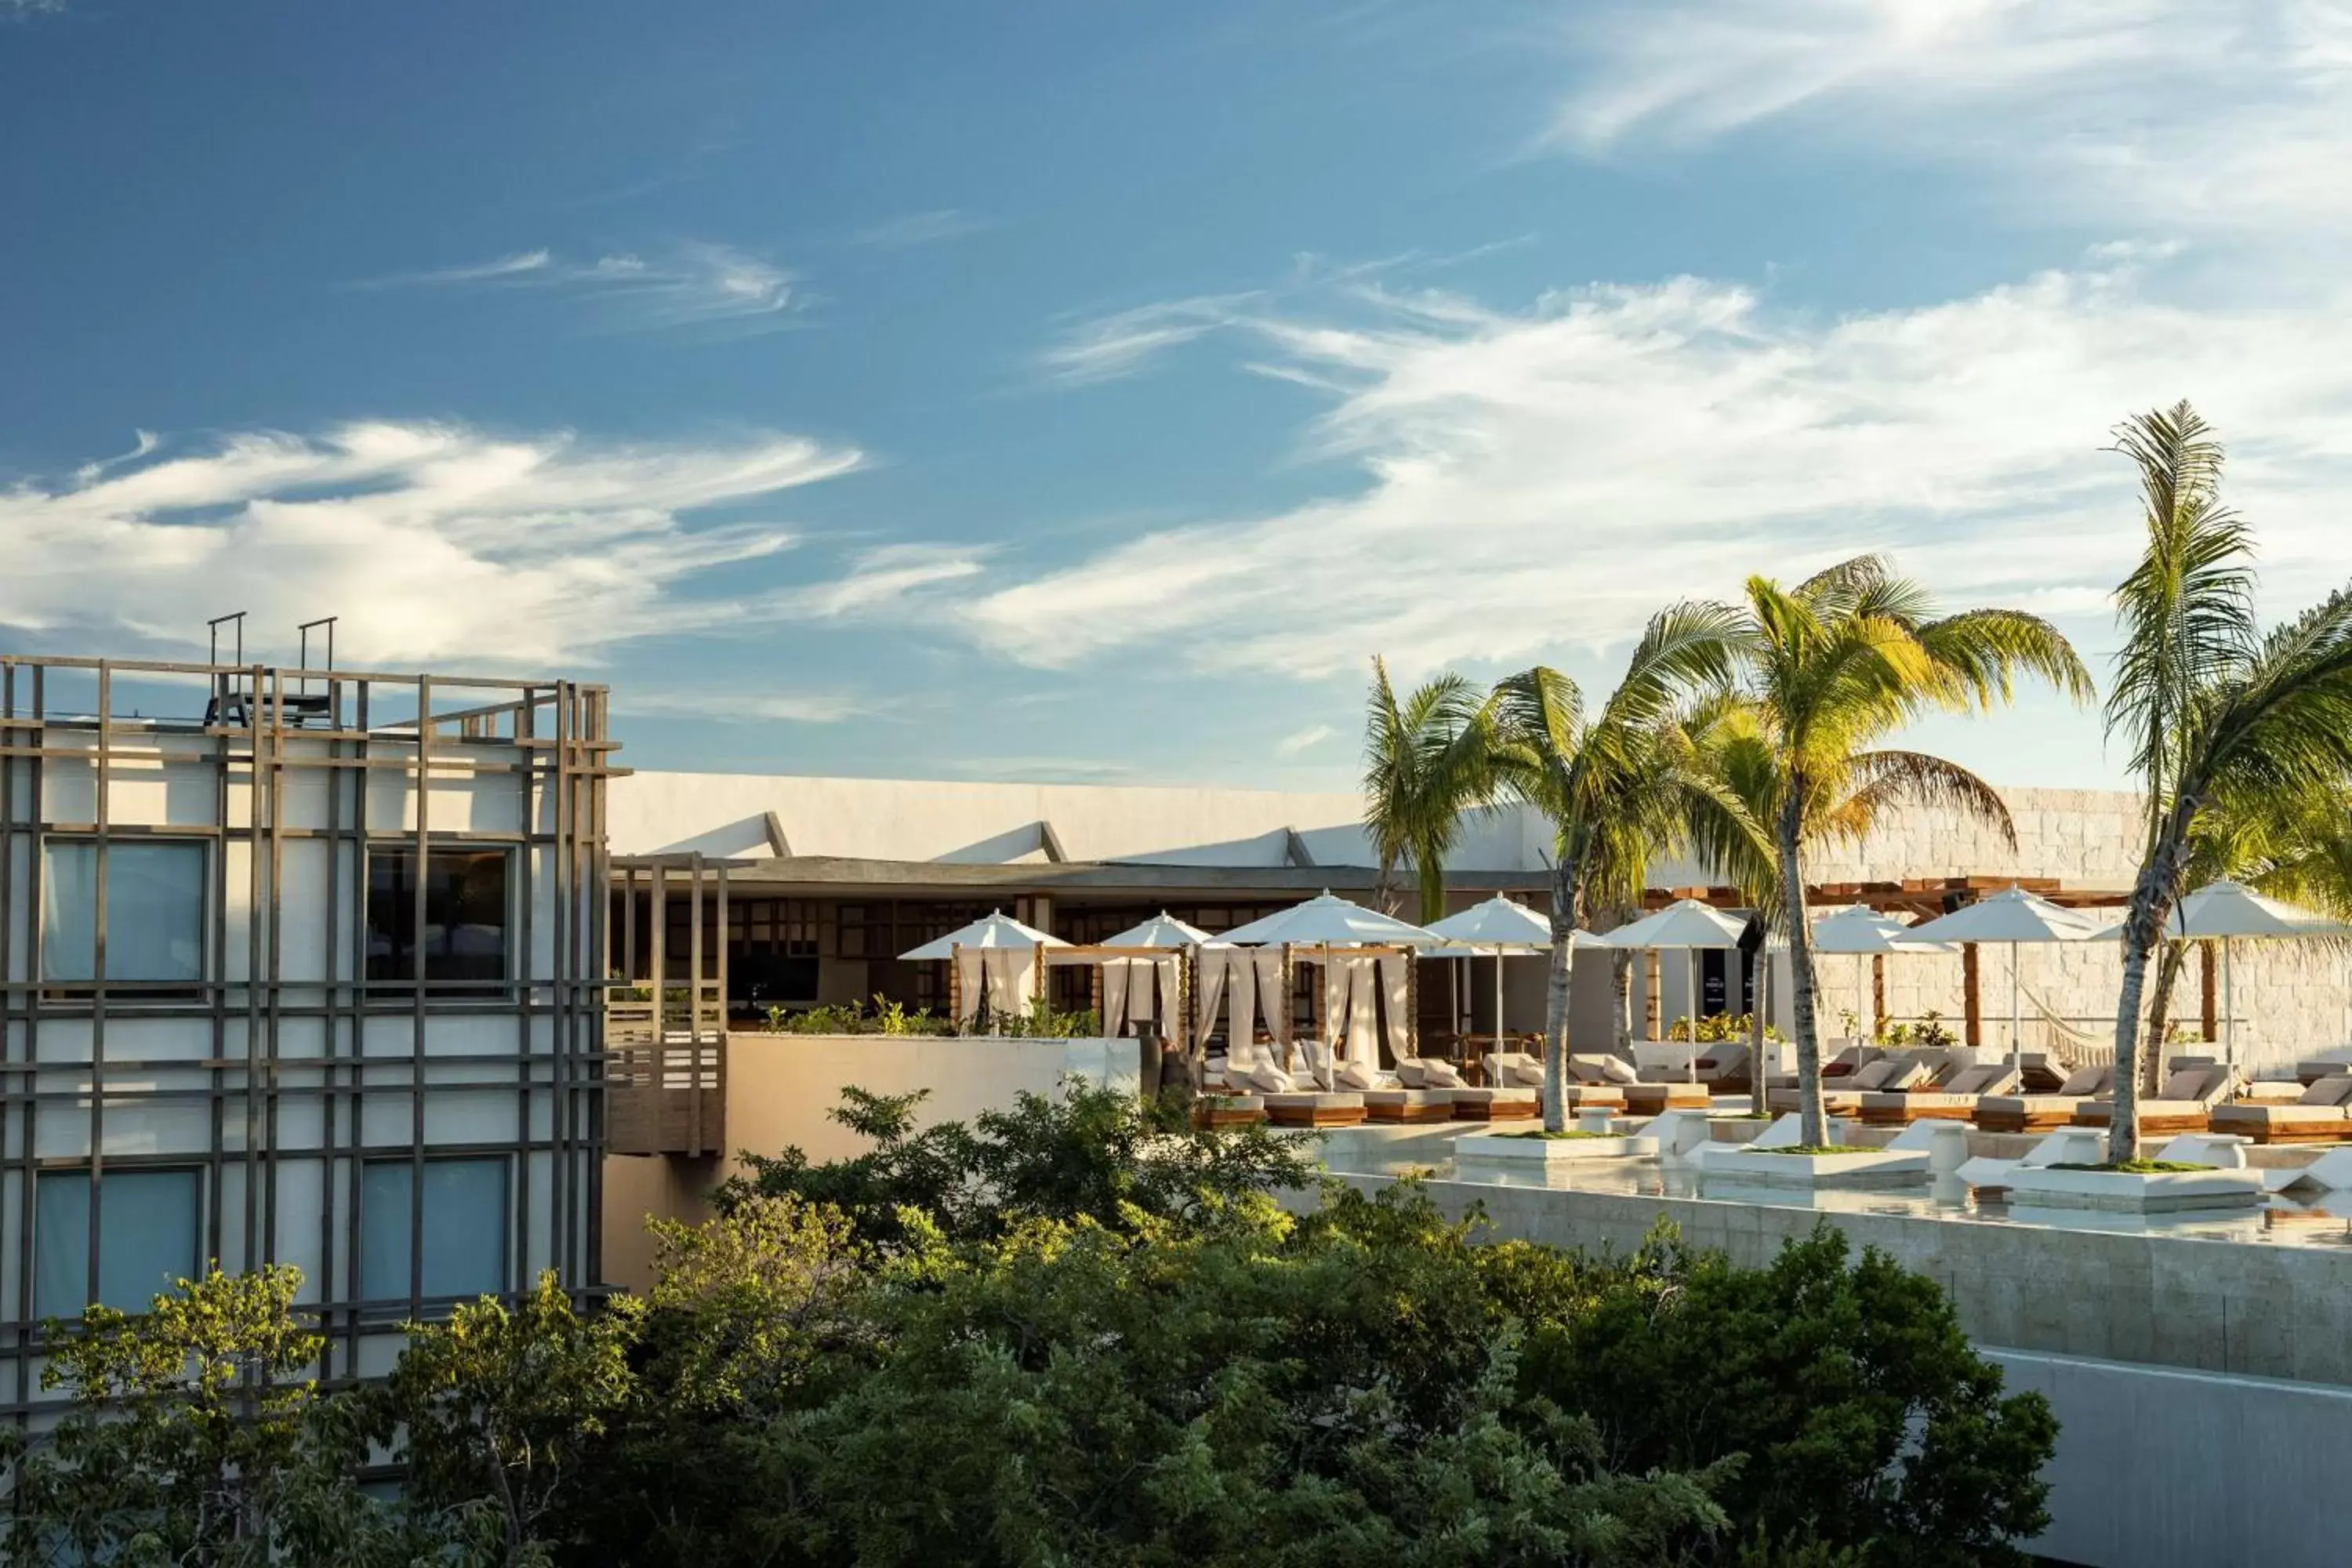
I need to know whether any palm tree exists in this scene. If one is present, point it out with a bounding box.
[1726,557,2092,1145]
[1682,691,2028,1082]
[2103,402,2258,1094]
[1359,657,1501,923]
[1490,603,1751,1132]
[2102,408,2352,1157]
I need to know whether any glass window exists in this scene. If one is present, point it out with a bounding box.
[42,840,207,983]
[360,1158,506,1301]
[365,848,510,985]
[34,1168,201,1319]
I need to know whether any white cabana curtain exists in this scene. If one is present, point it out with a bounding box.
[982,948,1036,1022]
[1102,960,1134,1036]
[1378,952,1411,1065]
[1345,957,1380,1063]
[1194,953,1228,1056]
[953,949,985,1026]
[1255,949,1290,1051]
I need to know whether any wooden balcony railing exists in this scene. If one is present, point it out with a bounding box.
[606,982,727,1156]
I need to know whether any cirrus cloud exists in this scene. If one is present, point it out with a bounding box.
[0,420,866,666]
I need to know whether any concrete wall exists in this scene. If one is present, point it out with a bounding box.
[1992,1347,2352,1568]
[599,1033,1144,1291]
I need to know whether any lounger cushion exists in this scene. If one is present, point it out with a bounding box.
[2300,1074,2352,1107]
[1337,1060,1384,1091]
[1454,1086,1537,1104]
[1507,1060,1547,1087]
[1421,1060,1466,1088]
[1264,1092,1364,1110]
[2161,1069,2208,1099]
[1850,1060,1904,1091]
[1246,1064,1297,1093]
[1393,1059,1428,1087]
[2212,1103,2349,1128]
[1944,1064,2005,1096]
[1363,1088,1448,1108]
[2056,1064,2106,1097]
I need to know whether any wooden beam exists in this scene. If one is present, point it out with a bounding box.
[1871,954,1886,1038]
[2201,942,2219,1041]
[1961,942,1982,1047]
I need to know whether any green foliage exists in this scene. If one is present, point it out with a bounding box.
[1363,654,1508,921]
[1526,1224,2056,1567]
[2048,1160,2206,1173]
[2,1115,2054,1568]
[715,1079,1319,1249]
[1667,1011,1784,1044]
[364,1273,639,1563]
[1878,1010,1956,1050]
[0,1266,454,1568]
[764,994,959,1036]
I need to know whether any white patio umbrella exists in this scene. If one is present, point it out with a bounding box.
[1906,887,2102,1069]
[2092,880,2352,1069]
[1808,905,1955,1040]
[1424,895,1599,1044]
[1214,891,1441,948]
[897,909,1067,961]
[1599,898,1748,1081]
[1099,910,1213,948]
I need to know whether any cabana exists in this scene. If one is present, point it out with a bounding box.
[1205,892,1440,1080]
[1040,911,1205,1040]
[898,909,1068,1031]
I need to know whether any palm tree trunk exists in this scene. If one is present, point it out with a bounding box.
[1541,852,1586,1134]
[1776,791,1826,1145]
[2111,804,2195,1162]
[1418,852,1447,927]
[2143,940,2188,1095]
[1611,942,1633,1054]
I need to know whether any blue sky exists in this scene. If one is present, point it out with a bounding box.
[5,0,2350,791]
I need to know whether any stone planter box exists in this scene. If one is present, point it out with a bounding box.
[1702,1146,1929,1188]
[1457,1132,1642,1163]
[2004,1164,2267,1213]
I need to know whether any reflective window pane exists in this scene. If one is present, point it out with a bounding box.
[34,1169,200,1319]
[41,840,205,983]
[361,1158,506,1301]
[365,849,510,985]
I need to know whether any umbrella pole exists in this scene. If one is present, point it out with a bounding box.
[2223,936,2235,1072]
[1687,950,1699,1083]
[2009,940,2021,1072]
[1494,946,1504,1048]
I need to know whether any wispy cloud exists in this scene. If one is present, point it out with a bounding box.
[615,688,869,724]
[361,242,800,332]
[0,421,864,666]
[848,209,993,248]
[1037,295,1254,386]
[1547,1,2352,245]
[1276,723,1336,757]
[795,543,989,619]
[967,257,2352,678]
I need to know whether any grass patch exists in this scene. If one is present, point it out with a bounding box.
[1748,1145,1877,1156]
[2046,1159,2210,1174]
[1492,1129,1619,1141]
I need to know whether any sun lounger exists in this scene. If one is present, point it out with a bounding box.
[1766,1042,1878,1092]
[1447,1058,1541,1121]
[2210,1075,2352,1145]
[1359,1058,1461,1122]
[1769,1050,1928,1116]
[1693,1042,1753,1094]
[1192,1094,1266,1128]
[1264,1091,1367,1127]
[2296,1047,2352,1086]
[2072,1065,2238,1134]
[1623,1080,1715,1115]
[1975,1062,2112,1134]
[1858,1062,2020,1126]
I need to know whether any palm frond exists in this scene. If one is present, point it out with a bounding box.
[1835,750,2018,850]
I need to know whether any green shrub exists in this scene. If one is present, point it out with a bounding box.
[1524,1224,2056,1566]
